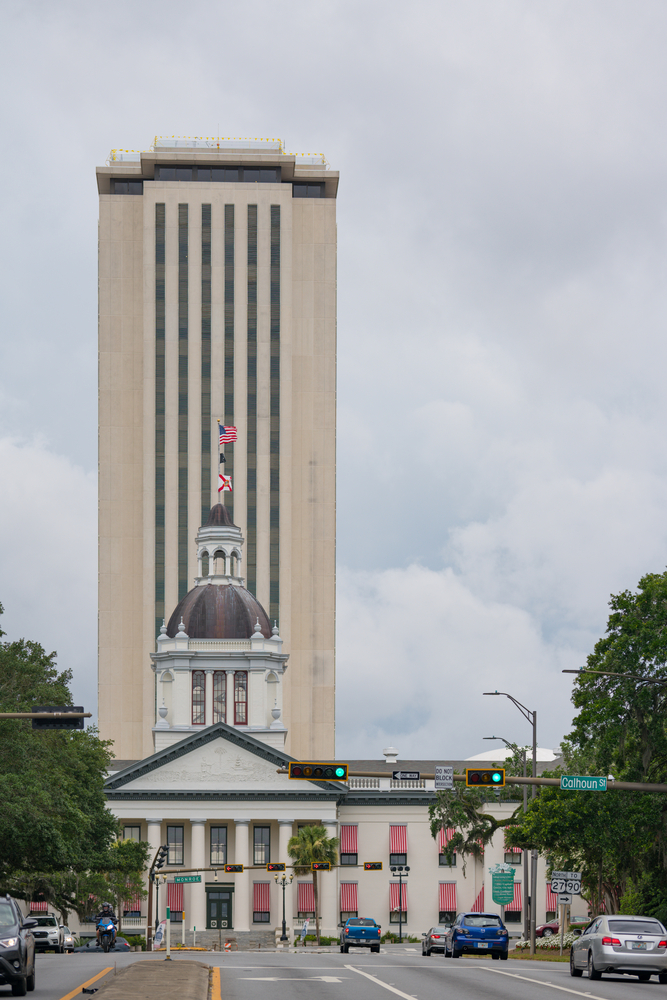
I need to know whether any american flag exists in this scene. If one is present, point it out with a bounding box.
[219,424,237,445]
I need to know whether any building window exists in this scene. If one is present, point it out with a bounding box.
[293,183,324,198]
[234,671,248,724]
[167,826,184,866]
[504,852,522,865]
[340,911,358,922]
[192,671,206,724]
[253,826,270,865]
[439,853,456,867]
[504,911,521,923]
[213,671,226,723]
[123,826,140,841]
[390,854,407,867]
[340,854,358,866]
[112,180,144,195]
[439,911,455,923]
[253,881,271,923]
[390,911,407,924]
[210,826,227,866]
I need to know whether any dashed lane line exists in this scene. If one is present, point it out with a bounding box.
[481,966,609,998]
[345,965,421,1000]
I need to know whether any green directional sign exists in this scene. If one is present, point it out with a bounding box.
[173,874,202,884]
[491,871,515,906]
[560,775,607,792]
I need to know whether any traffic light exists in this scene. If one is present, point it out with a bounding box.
[225,864,244,873]
[267,863,286,872]
[311,862,331,871]
[31,705,85,730]
[364,862,383,871]
[465,768,505,788]
[288,762,348,780]
[154,845,168,871]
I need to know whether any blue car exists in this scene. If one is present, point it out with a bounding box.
[445,912,509,959]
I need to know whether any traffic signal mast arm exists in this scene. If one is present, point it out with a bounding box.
[0,712,92,719]
[276,768,667,793]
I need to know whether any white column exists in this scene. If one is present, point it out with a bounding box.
[234,819,251,932]
[226,670,235,725]
[205,670,214,726]
[146,819,163,923]
[278,820,294,936]
[190,820,207,933]
[321,820,338,936]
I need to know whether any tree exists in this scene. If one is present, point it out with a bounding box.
[0,603,144,922]
[429,785,520,873]
[287,826,338,945]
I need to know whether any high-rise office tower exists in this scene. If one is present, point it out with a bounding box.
[97,137,337,760]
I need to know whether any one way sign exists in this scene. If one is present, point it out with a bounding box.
[393,770,420,780]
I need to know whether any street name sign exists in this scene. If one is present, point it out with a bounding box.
[435,766,454,790]
[560,775,607,792]
[491,871,515,906]
[174,875,201,884]
[393,771,420,780]
[558,893,573,905]
[551,871,582,894]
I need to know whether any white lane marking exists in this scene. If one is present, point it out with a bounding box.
[404,949,417,953]
[345,965,420,1000]
[239,977,346,983]
[481,967,610,998]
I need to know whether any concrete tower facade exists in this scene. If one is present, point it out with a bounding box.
[97,137,337,760]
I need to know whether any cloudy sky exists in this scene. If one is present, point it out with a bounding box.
[2,0,667,760]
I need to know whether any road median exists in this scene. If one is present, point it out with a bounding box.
[79,959,209,999]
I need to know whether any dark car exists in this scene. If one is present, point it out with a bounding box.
[0,895,37,996]
[536,920,559,937]
[74,936,130,953]
[422,925,451,955]
[445,912,509,959]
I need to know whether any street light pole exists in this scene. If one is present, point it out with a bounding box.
[484,692,538,956]
[390,866,409,943]
[274,872,293,942]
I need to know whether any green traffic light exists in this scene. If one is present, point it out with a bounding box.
[335,767,345,777]
[492,772,502,783]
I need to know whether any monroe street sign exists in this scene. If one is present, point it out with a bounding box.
[560,775,607,792]
[174,875,202,884]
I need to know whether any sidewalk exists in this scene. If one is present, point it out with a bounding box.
[89,959,209,999]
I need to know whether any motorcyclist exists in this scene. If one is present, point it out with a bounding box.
[95,902,117,946]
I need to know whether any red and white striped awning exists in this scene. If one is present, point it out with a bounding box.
[167,883,183,911]
[30,902,48,912]
[507,847,522,854]
[390,825,407,853]
[340,883,358,912]
[340,825,358,853]
[438,828,456,850]
[123,895,141,911]
[505,882,522,912]
[297,882,315,913]
[389,882,408,912]
[253,883,270,913]
[471,887,484,912]
[545,884,558,910]
[439,883,456,912]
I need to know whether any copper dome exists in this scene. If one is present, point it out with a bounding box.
[166,584,271,640]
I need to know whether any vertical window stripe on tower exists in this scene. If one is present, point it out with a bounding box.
[269,205,280,624]
[246,205,257,596]
[178,204,189,598]
[224,204,235,521]
[154,203,166,635]
[201,205,212,524]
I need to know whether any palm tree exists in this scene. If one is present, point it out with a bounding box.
[287,825,338,945]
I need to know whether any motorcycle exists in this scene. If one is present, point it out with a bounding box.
[98,917,116,953]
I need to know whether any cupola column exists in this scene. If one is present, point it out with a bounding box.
[205,670,214,726]
[226,670,235,725]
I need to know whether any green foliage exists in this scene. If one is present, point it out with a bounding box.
[618,880,643,915]
[429,784,520,873]
[124,935,146,949]
[0,605,146,921]
[287,825,338,945]
[381,932,420,943]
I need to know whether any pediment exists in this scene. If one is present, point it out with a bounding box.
[105,723,340,793]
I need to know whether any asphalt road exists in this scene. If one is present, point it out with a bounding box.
[7,946,662,1000]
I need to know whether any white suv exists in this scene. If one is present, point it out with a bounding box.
[30,914,65,953]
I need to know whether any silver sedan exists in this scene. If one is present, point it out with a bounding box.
[570,914,667,982]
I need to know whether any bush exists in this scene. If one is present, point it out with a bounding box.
[293,934,337,946]
[516,931,579,951]
[380,932,421,944]
[124,935,146,950]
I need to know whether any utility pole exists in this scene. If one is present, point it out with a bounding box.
[390,866,409,943]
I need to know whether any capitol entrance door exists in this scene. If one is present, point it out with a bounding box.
[207,889,232,929]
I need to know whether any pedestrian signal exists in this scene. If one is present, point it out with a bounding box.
[364,862,383,870]
[465,768,505,788]
[288,762,348,781]
[225,864,244,873]
[267,863,286,872]
[311,862,331,871]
